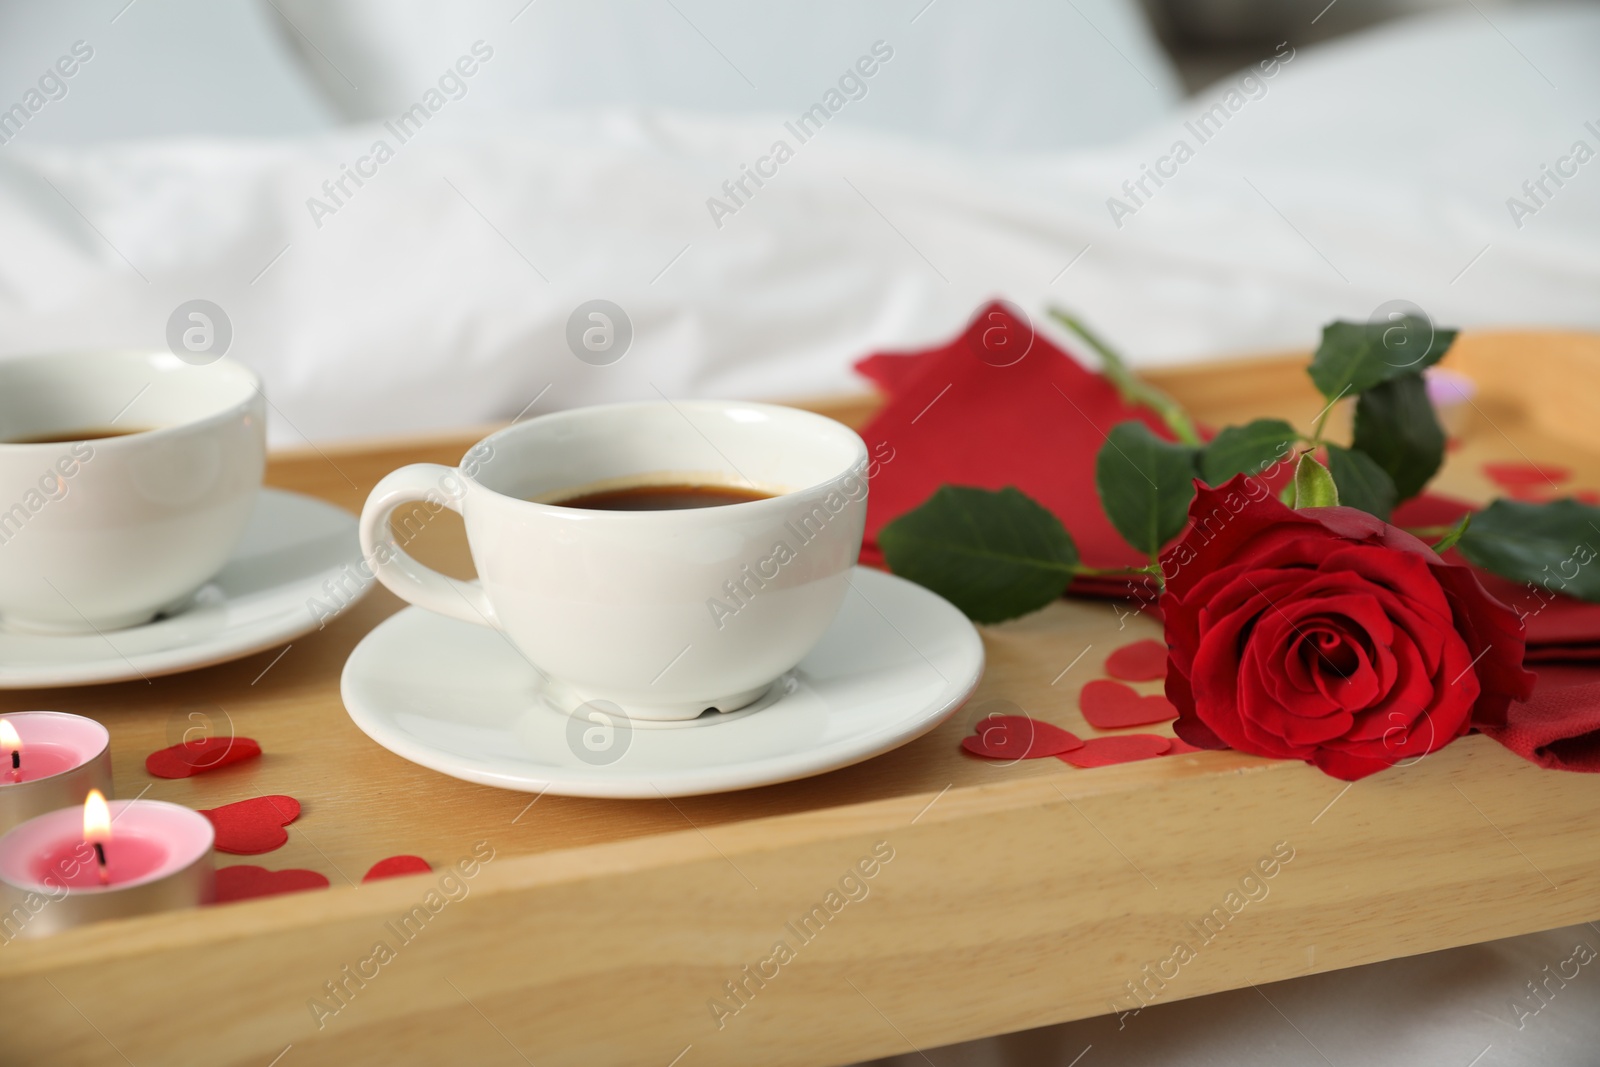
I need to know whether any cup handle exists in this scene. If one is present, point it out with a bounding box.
[359,463,498,628]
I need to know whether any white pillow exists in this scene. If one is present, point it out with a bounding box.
[265,0,1183,151]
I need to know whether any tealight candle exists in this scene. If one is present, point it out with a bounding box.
[0,792,215,940]
[0,712,114,836]
[1425,366,1477,438]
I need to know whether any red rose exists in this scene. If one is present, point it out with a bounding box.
[1162,478,1536,780]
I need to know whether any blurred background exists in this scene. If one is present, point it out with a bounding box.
[0,0,1563,142]
[0,0,1595,448]
[1143,0,1553,86]
[0,0,1594,450]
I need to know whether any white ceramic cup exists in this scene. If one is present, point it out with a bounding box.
[359,400,869,721]
[0,352,266,633]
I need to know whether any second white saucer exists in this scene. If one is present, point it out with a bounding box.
[0,489,368,688]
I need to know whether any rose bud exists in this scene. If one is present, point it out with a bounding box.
[1161,477,1535,780]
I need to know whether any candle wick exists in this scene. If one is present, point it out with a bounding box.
[94,841,108,885]
[9,750,17,770]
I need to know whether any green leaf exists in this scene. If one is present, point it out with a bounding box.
[1292,452,1339,509]
[879,485,1080,623]
[1094,421,1200,557]
[1351,373,1445,501]
[1456,499,1600,602]
[1307,319,1457,401]
[1430,514,1471,554]
[1199,419,1299,485]
[1325,444,1398,520]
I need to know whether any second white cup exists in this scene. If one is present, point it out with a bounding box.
[0,351,266,633]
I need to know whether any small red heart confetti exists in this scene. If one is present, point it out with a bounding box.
[1060,734,1172,767]
[363,855,432,882]
[214,865,329,903]
[145,737,261,779]
[961,715,1082,760]
[1483,461,1570,488]
[1079,679,1179,729]
[200,795,301,855]
[1104,639,1168,682]
[1577,490,1600,506]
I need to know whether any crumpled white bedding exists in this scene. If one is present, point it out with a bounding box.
[0,5,1595,450]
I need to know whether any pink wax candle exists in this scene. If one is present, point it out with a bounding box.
[34,834,170,888]
[0,795,215,939]
[0,712,114,836]
[26,790,170,889]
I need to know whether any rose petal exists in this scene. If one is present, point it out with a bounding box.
[214,865,329,903]
[1059,735,1172,767]
[363,855,433,882]
[1105,640,1168,682]
[1309,747,1403,782]
[962,715,1083,759]
[1482,461,1570,488]
[1430,564,1538,728]
[1079,680,1178,729]
[200,796,301,855]
[145,737,261,779]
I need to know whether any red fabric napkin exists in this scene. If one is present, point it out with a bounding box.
[855,302,1175,597]
[857,303,1600,772]
[1482,666,1600,772]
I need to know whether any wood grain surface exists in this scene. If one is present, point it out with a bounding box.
[1,332,1598,1067]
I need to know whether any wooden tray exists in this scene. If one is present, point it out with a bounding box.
[5,332,1600,1067]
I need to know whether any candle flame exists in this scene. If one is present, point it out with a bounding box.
[0,719,18,753]
[83,789,111,844]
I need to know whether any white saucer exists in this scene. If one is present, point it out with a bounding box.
[0,489,368,688]
[340,566,985,798]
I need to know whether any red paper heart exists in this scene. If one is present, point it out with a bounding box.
[145,737,261,779]
[200,795,301,855]
[1060,734,1172,767]
[961,715,1082,760]
[363,855,432,882]
[1165,737,1204,755]
[214,865,329,903]
[1079,679,1179,729]
[1483,461,1570,488]
[1104,639,1168,682]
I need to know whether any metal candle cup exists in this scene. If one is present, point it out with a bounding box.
[0,799,215,940]
[0,712,114,836]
